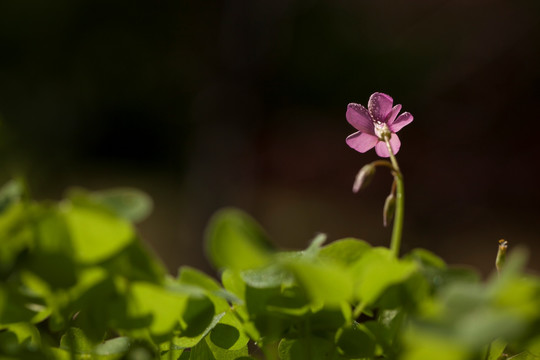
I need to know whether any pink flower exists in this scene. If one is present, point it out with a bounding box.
[346,92,413,157]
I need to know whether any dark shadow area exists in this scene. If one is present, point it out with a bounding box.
[1,0,539,275]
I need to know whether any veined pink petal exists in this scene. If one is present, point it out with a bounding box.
[374,133,401,157]
[346,103,375,134]
[346,132,379,153]
[388,112,413,132]
[386,104,402,125]
[368,93,393,123]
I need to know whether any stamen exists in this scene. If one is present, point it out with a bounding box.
[374,122,391,140]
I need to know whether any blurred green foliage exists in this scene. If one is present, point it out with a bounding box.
[1,180,540,359]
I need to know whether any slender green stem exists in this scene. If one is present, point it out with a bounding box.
[384,138,404,258]
[384,141,401,173]
[169,338,174,360]
[391,174,404,258]
[352,301,366,319]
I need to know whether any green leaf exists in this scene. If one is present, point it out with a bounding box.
[401,329,472,360]
[171,312,225,349]
[159,346,186,360]
[508,352,540,360]
[0,328,43,359]
[0,179,24,214]
[243,284,282,316]
[123,346,154,360]
[455,308,524,348]
[206,334,249,359]
[48,347,80,360]
[63,201,134,264]
[352,248,417,305]
[363,320,396,358]
[92,188,153,223]
[189,336,216,360]
[308,306,351,332]
[439,282,490,317]
[210,312,249,351]
[421,266,480,292]
[0,203,34,277]
[374,272,430,310]
[0,284,40,327]
[527,335,540,357]
[243,286,295,340]
[489,259,540,319]
[222,270,246,301]
[178,266,222,292]
[178,351,191,360]
[5,323,41,348]
[241,264,294,289]
[265,286,311,317]
[205,208,274,271]
[497,247,529,279]
[190,336,248,360]
[278,337,335,360]
[406,248,446,269]
[69,275,118,341]
[27,207,78,288]
[210,323,242,350]
[378,308,406,343]
[181,295,216,338]
[336,323,376,358]
[51,338,138,360]
[69,187,153,223]
[60,327,94,353]
[94,337,131,356]
[485,338,507,360]
[286,260,353,307]
[159,346,185,360]
[101,240,166,284]
[177,266,232,314]
[126,282,190,337]
[318,238,371,267]
[303,233,327,257]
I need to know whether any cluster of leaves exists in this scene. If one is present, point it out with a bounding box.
[1,180,540,360]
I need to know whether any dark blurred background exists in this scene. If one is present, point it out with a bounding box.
[1,0,539,275]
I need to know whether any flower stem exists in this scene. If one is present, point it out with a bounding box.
[371,159,394,170]
[385,142,400,173]
[352,301,366,319]
[384,138,404,258]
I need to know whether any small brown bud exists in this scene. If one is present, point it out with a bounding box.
[496,239,508,274]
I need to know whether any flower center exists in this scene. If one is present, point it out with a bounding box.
[374,121,391,140]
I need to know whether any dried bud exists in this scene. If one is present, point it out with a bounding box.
[353,164,376,193]
[496,239,508,274]
[383,193,396,227]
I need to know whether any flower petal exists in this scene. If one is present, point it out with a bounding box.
[346,132,379,153]
[368,93,393,123]
[374,133,401,157]
[346,103,375,134]
[386,104,402,124]
[388,112,413,132]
